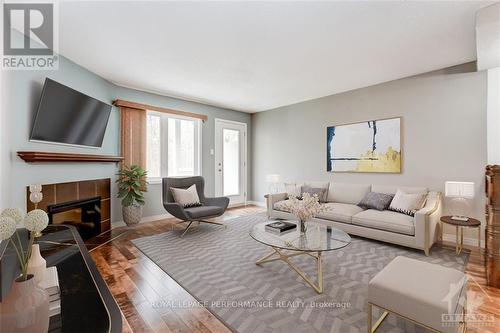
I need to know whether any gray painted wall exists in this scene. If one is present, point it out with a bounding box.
[1,52,251,222]
[2,56,120,220]
[251,64,488,227]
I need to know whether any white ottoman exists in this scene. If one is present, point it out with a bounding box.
[367,256,466,333]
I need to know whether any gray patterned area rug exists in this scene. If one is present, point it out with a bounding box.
[132,214,468,333]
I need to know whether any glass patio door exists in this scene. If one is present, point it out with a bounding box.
[215,119,247,205]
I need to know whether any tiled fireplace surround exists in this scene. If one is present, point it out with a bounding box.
[26,178,111,237]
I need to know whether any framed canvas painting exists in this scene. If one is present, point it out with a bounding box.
[326,117,401,173]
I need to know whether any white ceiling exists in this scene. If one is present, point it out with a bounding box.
[58,1,494,113]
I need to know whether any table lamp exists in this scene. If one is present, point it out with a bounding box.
[266,174,281,194]
[445,181,474,221]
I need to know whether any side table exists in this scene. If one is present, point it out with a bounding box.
[440,216,481,255]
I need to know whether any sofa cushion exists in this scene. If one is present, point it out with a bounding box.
[284,183,302,199]
[358,192,394,211]
[303,181,329,202]
[368,256,466,333]
[184,205,225,219]
[274,199,292,212]
[317,203,364,223]
[371,184,428,195]
[301,186,328,202]
[388,190,427,217]
[352,209,415,235]
[328,183,371,205]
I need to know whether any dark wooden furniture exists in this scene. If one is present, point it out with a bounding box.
[440,216,481,255]
[0,225,122,332]
[26,179,112,234]
[486,165,500,288]
[17,151,123,163]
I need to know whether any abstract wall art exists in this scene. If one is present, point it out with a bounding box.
[326,117,401,173]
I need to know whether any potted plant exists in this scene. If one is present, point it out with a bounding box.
[116,165,148,226]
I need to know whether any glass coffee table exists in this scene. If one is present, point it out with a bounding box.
[250,220,351,294]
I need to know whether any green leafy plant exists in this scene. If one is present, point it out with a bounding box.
[116,165,148,207]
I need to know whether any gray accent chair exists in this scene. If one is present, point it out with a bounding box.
[162,176,230,236]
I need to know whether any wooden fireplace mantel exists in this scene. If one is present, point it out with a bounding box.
[17,151,124,163]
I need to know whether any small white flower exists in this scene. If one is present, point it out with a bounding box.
[0,216,17,240]
[281,192,328,222]
[1,208,25,224]
[24,209,49,232]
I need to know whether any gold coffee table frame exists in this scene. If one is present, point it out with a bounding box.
[256,247,323,293]
[250,221,350,294]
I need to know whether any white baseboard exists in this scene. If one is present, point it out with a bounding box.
[246,200,266,207]
[111,202,266,229]
[112,213,172,228]
[442,234,483,248]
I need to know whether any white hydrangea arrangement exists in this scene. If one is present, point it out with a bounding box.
[280,192,327,232]
[0,208,49,281]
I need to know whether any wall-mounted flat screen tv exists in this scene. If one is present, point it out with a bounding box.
[30,78,112,148]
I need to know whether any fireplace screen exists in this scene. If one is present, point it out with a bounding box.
[47,197,101,240]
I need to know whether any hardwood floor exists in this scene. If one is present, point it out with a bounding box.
[87,206,261,333]
[459,248,500,332]
[86,206,500,333]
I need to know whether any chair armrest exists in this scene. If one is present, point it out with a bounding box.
[163,202,190,221]
[203,197,230,209]
[267,192,288,217]
[414,192,442,254]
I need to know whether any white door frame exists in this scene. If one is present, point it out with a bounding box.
[214,118,247,206]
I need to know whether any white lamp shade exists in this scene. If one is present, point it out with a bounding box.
[266,174,281,183]
[445,181,475,198]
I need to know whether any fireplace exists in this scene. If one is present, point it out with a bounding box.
[47,197,101,240]
[26,178,111,239]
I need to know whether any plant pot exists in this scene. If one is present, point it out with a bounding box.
[0,275,49,333]
[27,244,46,285]
[122,204,142,225]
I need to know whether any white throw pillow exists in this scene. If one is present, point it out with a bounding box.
[388,189,427,216]
[170,184,202,208]
[284,183,302,199]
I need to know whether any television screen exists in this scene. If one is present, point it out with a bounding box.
[30,78,112,148]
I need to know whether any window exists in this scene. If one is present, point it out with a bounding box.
[146,112,201,181]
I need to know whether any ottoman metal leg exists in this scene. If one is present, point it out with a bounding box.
[368,302,450,333]
[367,303,388,333]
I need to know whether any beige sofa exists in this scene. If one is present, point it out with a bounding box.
[267,182,442,255]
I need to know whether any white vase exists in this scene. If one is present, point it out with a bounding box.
[27,244,46,285]
[0,275,49,333]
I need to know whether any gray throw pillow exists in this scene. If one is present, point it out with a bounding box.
[358,192,394,211]
[301,186,328,203]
